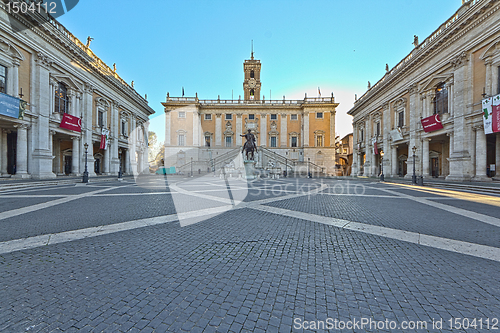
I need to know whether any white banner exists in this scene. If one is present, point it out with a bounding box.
[390,128,403,141]
[482,97,493,134]
[102,128,110,150]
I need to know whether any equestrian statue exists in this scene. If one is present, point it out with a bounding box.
[241,129,257,160]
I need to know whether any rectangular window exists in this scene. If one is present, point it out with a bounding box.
[98,110,104,127]
[204,114,212,120]
[343,148,348,154]
[290,114,298,120]
[178,111,186,118]
[205,135,211,147]
[178,134,185,146]
[270,136,277,147]
[225,136,232,147]
[270,114,277,120]
[291,136,297,147]
[376,122,380,137]
[316,112,323,119]
[0,65,6,94]
[361,129,364,141]
[398,111,404,128]
[248,114,255,120]
[316,136,323,147]
[225,114,232,120]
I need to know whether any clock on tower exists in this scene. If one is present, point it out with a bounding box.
[243,49,261,101]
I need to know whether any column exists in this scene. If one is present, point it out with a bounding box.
[71,136,80,175]
[236,114,242,146]
[54,139,61,174]
[391,145,398,176]
[49,130,55,172]
[68,89,77,116]
[496,133,500,178]
[215,114,222,146]
[447,80,454,116]
[49,78,57,115]
[14,124,29,178]
[9,60,20,97]
[280,113,287,147]
[260,113,267,146]
[474,127,488,179]
[422,138,430,177]
[31,52,56,179]
[1,130,8,174]
[125,149,130,174]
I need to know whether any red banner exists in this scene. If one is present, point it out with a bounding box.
[59,113,82,132]
[421,114,444,133]
[374,141,378,155]
[493,97,500,133]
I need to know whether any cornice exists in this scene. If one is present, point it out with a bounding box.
[1,6,153,116]
[350,0,499,115]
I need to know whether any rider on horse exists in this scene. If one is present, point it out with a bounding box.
[241,129,257,159]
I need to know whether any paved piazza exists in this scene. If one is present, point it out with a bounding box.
[1,176,500,332]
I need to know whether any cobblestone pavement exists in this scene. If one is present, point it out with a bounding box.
[1,176,500,332]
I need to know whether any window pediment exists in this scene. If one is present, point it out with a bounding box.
[0,38,24,61]
[419,73,453,92]
[51,74,82,92]
[480,37,500,61]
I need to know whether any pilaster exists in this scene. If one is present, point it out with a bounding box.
[31,52,56,179]
[446,52,472,181]
[280,113,287,147]
[215,113,222,147]
[236,114,243,146]
[260,113,267,147]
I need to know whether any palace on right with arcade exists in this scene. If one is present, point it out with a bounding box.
[348,0,500,181]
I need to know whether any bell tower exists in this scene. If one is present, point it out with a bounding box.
[243,42,261,100]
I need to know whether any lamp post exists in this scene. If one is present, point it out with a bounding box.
[379,151,384,182]
[83,143,89,183]
[412,146,417,184]
[118,150,123,180]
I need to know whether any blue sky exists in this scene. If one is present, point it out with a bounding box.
[58,0,462,139]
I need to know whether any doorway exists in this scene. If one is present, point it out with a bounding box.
[94,157,101,174]
[64,156,72,175]
[7,132,16,175]
[431,157,439,178]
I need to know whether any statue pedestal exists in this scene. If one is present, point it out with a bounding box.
[243,160,257,180]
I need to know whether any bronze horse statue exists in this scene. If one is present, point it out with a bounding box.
[241,129,257,160]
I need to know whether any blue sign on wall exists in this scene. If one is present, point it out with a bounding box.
[0,92,20,119]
